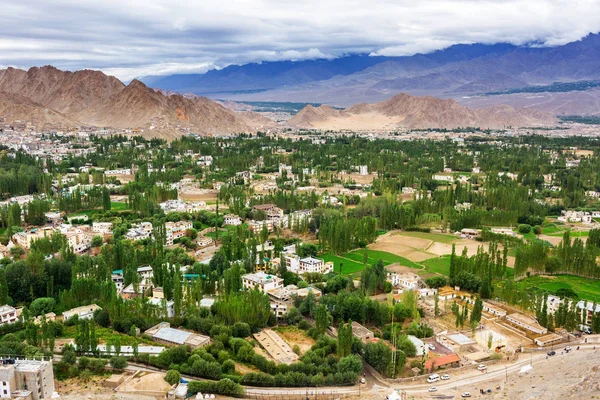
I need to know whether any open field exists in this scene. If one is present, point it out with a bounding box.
[400,231,457,244]
[111,201,129,210]
[422,255,451,276]
[273,326,315,355]
[324,249,423,275]
[514,274,600,302]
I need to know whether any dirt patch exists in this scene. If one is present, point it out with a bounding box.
[369,240,433,262]
[179,191,218,202]
[116,372,171,393]
[273,326,316,355]
[57,377,162,400]
[235,361,259,374]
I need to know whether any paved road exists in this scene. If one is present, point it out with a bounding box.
[397,345,598,395]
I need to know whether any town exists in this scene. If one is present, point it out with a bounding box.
[1,130,600,400]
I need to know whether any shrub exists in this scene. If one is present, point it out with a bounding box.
[109,356,127,371]
[165,370,181,385]
[518,224,532,234]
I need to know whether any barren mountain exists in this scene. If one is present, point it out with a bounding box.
[0,66,263,137]
[0,91,75,128]
[288,93,556,130]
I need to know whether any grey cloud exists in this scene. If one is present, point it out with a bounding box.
[0,0,598,80]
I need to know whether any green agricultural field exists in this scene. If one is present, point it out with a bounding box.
[322,253,365,275]
[422,255,451,276]
[110,201,129,210]
[548,230,589,237]
[323,249,423,275]
[541,223,564,235]
[399,231,457,244]
[514,275,600,303]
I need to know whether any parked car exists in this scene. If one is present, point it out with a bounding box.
[441,374,450,380]
[429,387,437,392]
[428,344,436,351]
[547,350,556,356]
[360,377,366,384]
[564,346,572,352]
[461,393,472,398]
[477,364,487,371]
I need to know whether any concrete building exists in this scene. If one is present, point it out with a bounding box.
[145,322,210,348]
[0,305,18,327]
[148,298,176,318]
[248,220,274,234]
[407,335,428,356]
[223,214,242,226]
[92,222,113,235]
[351,321,374,343]
[284,255,333,275]
[242,272,284,293]
[576,301,600,325]
[62,304,102,321]
[0,359,56,400]
[165,221,193,245]
[506,313,548,335]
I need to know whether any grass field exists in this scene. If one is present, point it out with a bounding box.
[399,231,457,244]
[548,230,589,237]
[110,201,129,210]
[422,255,451,276]
[323,249,423,275]
[514,275,600,302]
[541,223,564,235]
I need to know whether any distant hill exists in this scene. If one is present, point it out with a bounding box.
[0,66,269,138]
[288,93,556,130]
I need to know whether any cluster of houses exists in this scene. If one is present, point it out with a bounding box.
[558,210,600,224]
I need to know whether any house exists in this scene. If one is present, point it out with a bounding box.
[0,305,18,326]
[397,273,423,290]
[196,236,213,248]
[62,304,102,321]
[424,353,461,371]
[242,272,284,293]
[490,227,515,237]
[252,204,284,220]
[506,313,548,334]
[165,221,193,245]
[351,321,374,343]
[125,222,153,241]
[248,220,274,234]
[148,298,176,318]
[432,174,454,182]
[481,302,507,318]
[459,228,481,239]
[284,255,333,275]
[357,165,368,175]
[576,301,600,325]
[92,222,113,235]
[223,214,242,226]
[534,333,565,347]
[407,335,428,356]
[137,265,154,280]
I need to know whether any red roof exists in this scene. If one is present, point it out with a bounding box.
[425,353,460,370]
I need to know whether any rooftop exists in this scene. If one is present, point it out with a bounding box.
[424,353,461,370]
[447,333,476,346]
[153,327,192,344]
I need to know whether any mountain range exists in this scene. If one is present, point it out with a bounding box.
[0,66,274,138]
[0,65,561,137]
[141,33,600,113]
[288,93,556,130]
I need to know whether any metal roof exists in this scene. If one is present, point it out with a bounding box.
[153,327,191,344]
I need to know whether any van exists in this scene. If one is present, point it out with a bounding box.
[427,374,440,383]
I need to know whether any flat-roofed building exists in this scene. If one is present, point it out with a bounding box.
[351,321,374,343]
[0,359,56,400]
[145,322,210,348]
[506,313,548,335]
[0,305,18,326]
[242,272,284,293]
[62,304,102,321]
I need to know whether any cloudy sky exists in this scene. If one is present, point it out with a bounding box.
[0,0,598,81]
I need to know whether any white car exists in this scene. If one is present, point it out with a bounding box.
[441,374,450,380]
[428,344,436,351]
[564,346,572,352]
[477,364,487,371]
[429,387,437,392]
[461,393,472,398]
[360,377,366,384]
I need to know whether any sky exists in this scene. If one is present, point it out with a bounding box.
[0,0,598,81]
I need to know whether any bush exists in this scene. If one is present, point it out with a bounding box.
[109,356,127,371]
[425,276,447,288]
[187,378,244,397]
[165,370,181,385]
[518,224,532,234]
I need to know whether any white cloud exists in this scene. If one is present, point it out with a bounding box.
[0,0,597,79]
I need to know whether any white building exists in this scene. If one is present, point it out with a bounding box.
[62,304,102,321]
[242,272,284,293]
[0,305,18,326]
[357,165,368,175]
[285,255,333,275]
[223,214,242,226]
[149,298,176,318]
[165,221,193,245]
[92,222,113,235]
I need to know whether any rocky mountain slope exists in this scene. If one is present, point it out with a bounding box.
[288,93,556,130]
[0,66,261,137]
